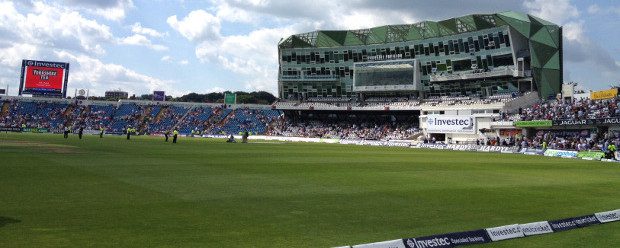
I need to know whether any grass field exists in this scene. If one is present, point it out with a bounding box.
[0,132,618,247]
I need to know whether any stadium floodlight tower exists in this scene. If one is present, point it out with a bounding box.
[277,11,562,100]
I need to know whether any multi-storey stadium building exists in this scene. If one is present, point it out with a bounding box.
[277,11,562,100]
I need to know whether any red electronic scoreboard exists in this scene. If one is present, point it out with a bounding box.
[19,59,69,97]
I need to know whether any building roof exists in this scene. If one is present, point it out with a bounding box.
[278,11,560,49]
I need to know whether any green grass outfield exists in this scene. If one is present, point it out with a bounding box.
[0,132,618,247]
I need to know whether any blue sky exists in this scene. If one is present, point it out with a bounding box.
[0,0,619,97]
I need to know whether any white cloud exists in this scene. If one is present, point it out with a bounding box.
[131,22,166,38]
[54,50,181,96]
[563,21,584,42]
[586,4,620,16]
[161,55,172,62]
[214,1,257,23]
[167,10,221,42]
[120,22,168,51]
[587,4,600,14]
[0,1,177,96]
[119,34,168,51]
[0,1,114,55]
[160,56,190,66]
[205,86,225,93]
[523,0,579,24]
[168,7,311,93]
[64,0,135,21]
[207,26,295,92]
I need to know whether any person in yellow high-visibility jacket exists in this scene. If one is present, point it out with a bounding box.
[172,129,179,143]
[608,143,617,160]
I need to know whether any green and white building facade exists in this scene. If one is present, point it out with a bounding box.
[277,11,562,100]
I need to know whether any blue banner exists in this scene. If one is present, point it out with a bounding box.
[572,214,600,228]
[548,218,578,232]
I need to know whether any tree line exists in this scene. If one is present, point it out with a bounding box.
[83,91,277,104]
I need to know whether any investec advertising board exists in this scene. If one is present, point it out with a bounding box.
[426,115,475,134]
[19,59,70,97]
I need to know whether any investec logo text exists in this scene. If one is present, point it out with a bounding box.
[405,237,451,248]
[520,222,553,235]
[573,215,598,226]
[25,60,66,69]
[550,220,576,229]
[595,210,620,222]
[428,118,470,126]
[488,227,520,236]
[521,225,551,233]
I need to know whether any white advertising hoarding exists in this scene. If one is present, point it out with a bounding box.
[426,115,476,134]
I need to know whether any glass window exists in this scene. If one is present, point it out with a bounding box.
[504,35,511,47]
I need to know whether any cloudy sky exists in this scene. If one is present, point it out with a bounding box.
[0,0,618,96]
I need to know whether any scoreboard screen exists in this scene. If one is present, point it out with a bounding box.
[353,59,420,92]
[19,59,69,97]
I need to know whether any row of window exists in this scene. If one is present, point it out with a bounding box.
[280,31,511,65]
[281,53,515,79]
[424,79,525,98]
[281,78,523,98]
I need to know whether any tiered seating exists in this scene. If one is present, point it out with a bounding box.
[219,109,281,135]
[146,105,189,134]
[39,102,68,129]
[3,101,68,129]
[207,108,233,134]
[269,118,419,140]
[1,99,285,136]
[83,104,115,130]
[109,103,142,133]
[177,106,213,134]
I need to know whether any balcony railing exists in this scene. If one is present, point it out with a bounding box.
[280,74,338,81]
[429,66,521,82]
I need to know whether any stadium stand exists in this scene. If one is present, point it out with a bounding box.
[145,105,190,134]
[2,89,620,150]
[268,117,420,140]
[0,100,67,130]
[515,97,620,121]
[495,95,620,153]
[218,108,281,135]
[177,106,213,134]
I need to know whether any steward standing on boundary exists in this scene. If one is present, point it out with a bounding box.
[78,127,84,139]
[608,143,617,160]
[99,126,104,138]
[126,126,132,140]
[164,130,170,142]
[63,126,70,139]
[242,131,249,143]
[172,129,179,143]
